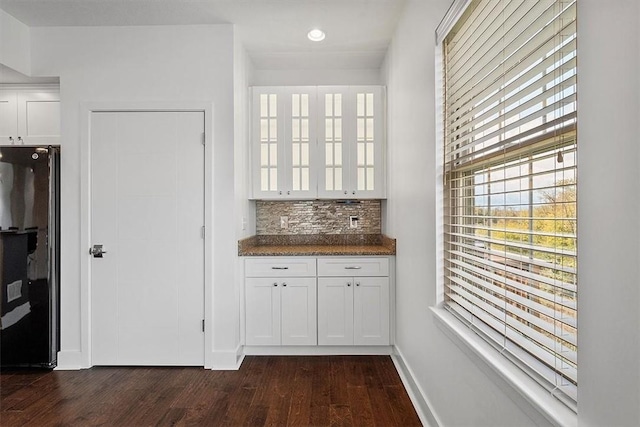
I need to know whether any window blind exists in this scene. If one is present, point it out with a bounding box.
[442,0,577,404]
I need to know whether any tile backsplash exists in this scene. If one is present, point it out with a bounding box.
[256,200,381,235]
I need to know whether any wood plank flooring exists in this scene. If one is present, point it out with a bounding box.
[0,355,421,426]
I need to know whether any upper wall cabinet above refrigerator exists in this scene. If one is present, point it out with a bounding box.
[0,89,61,146]
[250,86,386,200]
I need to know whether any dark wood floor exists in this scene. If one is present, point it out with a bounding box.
[0,355,422,426]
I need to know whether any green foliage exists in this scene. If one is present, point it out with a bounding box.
[472,178,577,285]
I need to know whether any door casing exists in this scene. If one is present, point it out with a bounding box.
[79,102,215,368]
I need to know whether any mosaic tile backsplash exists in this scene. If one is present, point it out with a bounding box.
[256,200,381,235]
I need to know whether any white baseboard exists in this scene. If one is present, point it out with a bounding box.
[243,345,394,356]
[55,350,85,370]
[391,346,442,427]
[209,345,244,370]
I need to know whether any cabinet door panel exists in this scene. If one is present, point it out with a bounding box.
[317,86,385,199]
[245,278,281,345]
[317,87,352,198]
[285,87,317,199]
[17,91,60,145]
[351,87,385,199]
[281,277,317,345]
[251,87,318,199]
[252,88,286,199]
[318,277,354,345]
[0,91,18,143]
[354,277,389,345]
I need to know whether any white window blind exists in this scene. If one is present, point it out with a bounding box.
[443,0,577,404]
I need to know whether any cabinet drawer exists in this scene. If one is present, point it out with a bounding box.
[245,257,316,277]
[317,257,389,277]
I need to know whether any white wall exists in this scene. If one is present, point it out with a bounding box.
[577,0,640,425]
[386,0,640,426]
[384,1,554,425]
[0,9,31,75]
[28,24,239,368]
[251,68,382,86]
[234,33,255,349]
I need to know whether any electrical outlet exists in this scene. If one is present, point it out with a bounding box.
[349,216,358,228]
[280,216,289,229]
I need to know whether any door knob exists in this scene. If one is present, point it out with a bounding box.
[90,244,107,258]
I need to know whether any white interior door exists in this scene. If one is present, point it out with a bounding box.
[90,111,205,366]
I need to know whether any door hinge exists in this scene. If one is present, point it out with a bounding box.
[201,132,205,145]
[202,319,205,332]
[201,226,205,239]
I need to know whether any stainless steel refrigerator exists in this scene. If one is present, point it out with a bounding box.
[0,146,60,368]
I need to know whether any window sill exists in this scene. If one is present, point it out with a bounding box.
[430,306,577,427]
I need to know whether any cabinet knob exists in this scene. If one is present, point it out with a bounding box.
[287,190,290,195]
[344,191,348,195]
[273,283,278,287]
[282,282,287,287]
[352,191,356,195]
[347,282,351,287]
[8,136,13,144]
[17,136,23,144]
[356,282,360,287]
[279,191,282,195]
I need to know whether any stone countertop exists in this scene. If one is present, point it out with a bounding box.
[238,234,396,256]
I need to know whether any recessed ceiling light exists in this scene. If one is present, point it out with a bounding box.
[307,29,326,42]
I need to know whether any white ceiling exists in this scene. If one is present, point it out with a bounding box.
[0,0,408,70]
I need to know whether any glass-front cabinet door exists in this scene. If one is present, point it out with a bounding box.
[317,86,385,199]
[251,86,317,199]
[251,85,384,200]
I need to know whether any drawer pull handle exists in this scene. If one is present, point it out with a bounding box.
[271,267,289,270]
[344,266,362,270]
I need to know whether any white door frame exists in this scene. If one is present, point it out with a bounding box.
[79,102,214,368]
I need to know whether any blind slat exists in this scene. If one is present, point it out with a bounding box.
[446,295,578,381]
[449,223,576,241]
[448,248,577,293]
[447,0,556,87]
[447,259,577,314]
[447,93,576,160]
[448,2,576,99]
[446,231,577,257]
[447,71,576,143]
[448,280,577,350]
[450,240,577,275]
[448,40,577,124]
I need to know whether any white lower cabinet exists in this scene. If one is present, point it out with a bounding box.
[245,276,317,346]
[318,276,389,346]
[244,256,391,349]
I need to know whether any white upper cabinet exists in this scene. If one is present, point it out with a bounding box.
[251,86,318,199]
[250,85,385,200]
[0,89,61,146]
[0,91,19,142]
[317,86,385,199]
